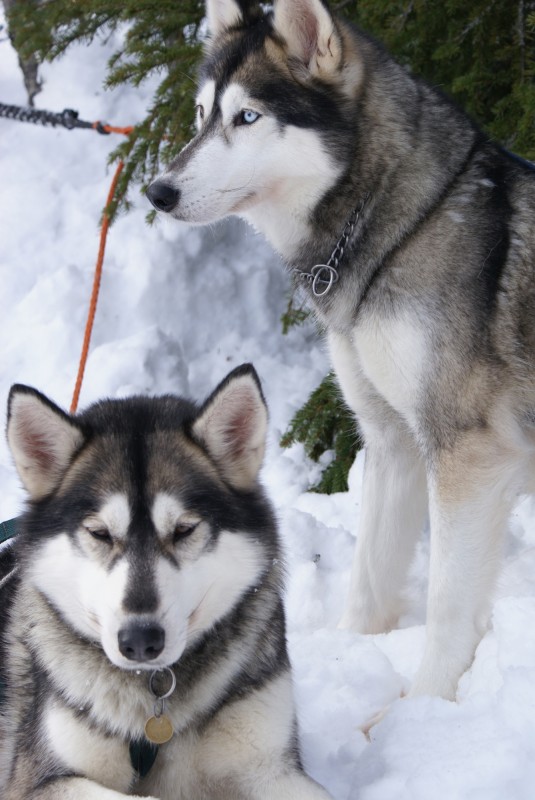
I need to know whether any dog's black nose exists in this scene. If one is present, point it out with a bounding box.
[118,624,165,662]
[146,181,180,212]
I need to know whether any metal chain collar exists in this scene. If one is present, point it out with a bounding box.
[294,197,366,297]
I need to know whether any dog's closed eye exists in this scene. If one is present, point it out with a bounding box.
[84,525,113,544]
[173,521,199,542]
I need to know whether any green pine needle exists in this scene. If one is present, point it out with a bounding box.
[281,373,362,494]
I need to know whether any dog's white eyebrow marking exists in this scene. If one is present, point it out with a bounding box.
[196,79,216,117]
[152,493,188,538]
[219,83,253,126]
[86,493,131,540]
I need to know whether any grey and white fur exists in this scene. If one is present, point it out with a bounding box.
[0,364,332,799]
[147,0,535,703]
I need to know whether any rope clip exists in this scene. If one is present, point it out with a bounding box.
[94,121,111,135]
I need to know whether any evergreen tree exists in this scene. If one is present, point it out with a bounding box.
[280,372,363,493]
[6,0,535,493]
[3,0,42,105]
[7,0,204,219]
[356,0,535,159]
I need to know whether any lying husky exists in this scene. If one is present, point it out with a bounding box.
[147,0,535,701]
[0,366,331,800]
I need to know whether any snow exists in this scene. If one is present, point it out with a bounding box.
[2,18,535,800]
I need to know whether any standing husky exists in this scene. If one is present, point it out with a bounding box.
[147,0,535,701]
[0,365,332,800]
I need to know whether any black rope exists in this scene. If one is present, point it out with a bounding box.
[0,102,110,133]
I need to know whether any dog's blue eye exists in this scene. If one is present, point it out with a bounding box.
[237,109,260,126]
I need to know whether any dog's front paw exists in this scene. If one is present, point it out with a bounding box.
[408,669,458,701]
[408,648,465,700]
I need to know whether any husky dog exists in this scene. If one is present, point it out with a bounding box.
[0,366,332,800]
[147,0,535,702]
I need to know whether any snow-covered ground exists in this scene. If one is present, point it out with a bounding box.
[2,17,535,800]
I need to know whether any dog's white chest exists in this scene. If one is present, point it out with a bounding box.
[352,313,426,425]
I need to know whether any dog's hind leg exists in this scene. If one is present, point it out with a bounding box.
[410,422,527,699]
[329,331,428,634]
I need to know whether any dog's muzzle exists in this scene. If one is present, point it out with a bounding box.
[146,181,180,213]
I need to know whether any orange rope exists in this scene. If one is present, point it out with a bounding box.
[92,122,135,136]
[70,156,126,413]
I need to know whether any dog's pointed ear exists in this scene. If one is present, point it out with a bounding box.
[192,365,268,490]
[7,385,85,500]
[206,0,244,36]
[273,0,342,78]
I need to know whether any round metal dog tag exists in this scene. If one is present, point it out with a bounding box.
[144,714,174,744]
